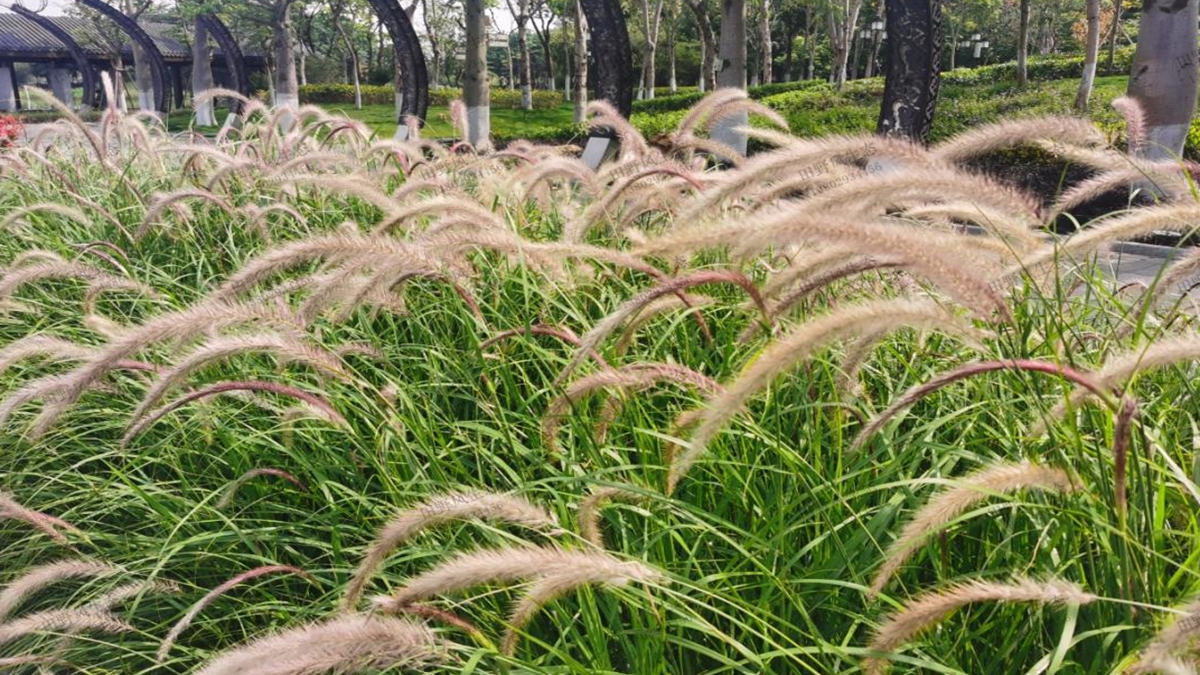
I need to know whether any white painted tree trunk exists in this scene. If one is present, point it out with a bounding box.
[1074,0,1101,110]
[465,0,491,146]
[712,0,748,157]
[1127,0,1199,160]
[133,44,154,111]
[573,0,587,123]
[0,64,15,112]
[49,68,73,105]
[271,4,300,131]
[192,17,217,127]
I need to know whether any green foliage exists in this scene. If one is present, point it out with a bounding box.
[297,83,397,105]
[428,87,567,110]
[300,84,566,110]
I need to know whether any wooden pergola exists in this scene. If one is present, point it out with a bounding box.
[0,12,261,113]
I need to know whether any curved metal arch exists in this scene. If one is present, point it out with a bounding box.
[578,0,632,117]
[75,0,169,114]
[198,12,248,115]
[10,4,102,108]
[364,0,428,126]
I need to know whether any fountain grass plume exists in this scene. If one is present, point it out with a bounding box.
[20,86,107,169]
[0,203,93,234]
[542,362,723,455]
[500,556,663,655]
[558,270,769,384]
[122,380,347,443]
[371,195,503,236]
[3,300,307,439]
[1046,165,1190,220]
[0,561,116,623]
[137,189,237,240]
[0,336,99,377]
[0,490,81,544]
[1041,335,1200,431]
[123,332,349,438]
[480,323,610,368]
[578,485,648,548]
[278,174,400,216]
[371,545,662,612]
[194,614,445,675]
[657,211,1010,320]
[0,608,133,647]
[213,233,437,300]
[766,256,907,323]
[864,577,1096,675]
[852,359,1116,452]
[341,490,561,612]
[586,100,649,159]
[566,161,705,243]
[0,258,156,304]
[834,326,896,397]
[1111,96,1148,154]
[931,116,1106,164]
[511,155,601,202]
[867,461,1075,598]
[158,565,310,662]
[1130,596,1200,674]
[216,468,308,510]
[1045,204,1200,263]
[614,293,715,354]
[669,298,988,493]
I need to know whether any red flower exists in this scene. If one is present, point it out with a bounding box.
[0,114,24,148]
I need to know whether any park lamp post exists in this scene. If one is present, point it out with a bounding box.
[958,33,990,65]
[858,19,887,78]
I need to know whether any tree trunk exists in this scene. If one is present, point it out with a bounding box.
[666,0,679,91]
[877,0,942,144]
[948,25,957,70]
[421,0,443,87]
[713,0,748,155]
[332,9,362,109]
[759,0,772,83]
[516,0,533,110]
[1105,0,1121,71]
[574,0,587,121]
[1016,0,1029,84]
[639,0,665,99]
[805,8,815,79]
[465,0,491,146]
[1074,0,1100,110]
[849,21,862,79]
[191,16,216,126]
[133,44,154,110]
[271,4,299,109]
[1127,0,1199,160]
[687,0,717,91]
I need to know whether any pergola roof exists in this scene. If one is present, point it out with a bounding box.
[0,12,254,64]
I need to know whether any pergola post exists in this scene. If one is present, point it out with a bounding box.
[49,64,73,104]
[198,12,249,131]
[75,0,170,116]
[171,65,184,109]
[0,62,16,113]
[10,5,104,110]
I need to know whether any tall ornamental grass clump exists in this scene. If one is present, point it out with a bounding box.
[0,87,1198,674]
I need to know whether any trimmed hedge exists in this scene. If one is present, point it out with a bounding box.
[298,83,396,105]
[430,88,565,109]
[299,84,566,110]
[941,46,1136,87]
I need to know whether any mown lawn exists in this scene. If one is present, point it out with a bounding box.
[160,75,1153,153]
